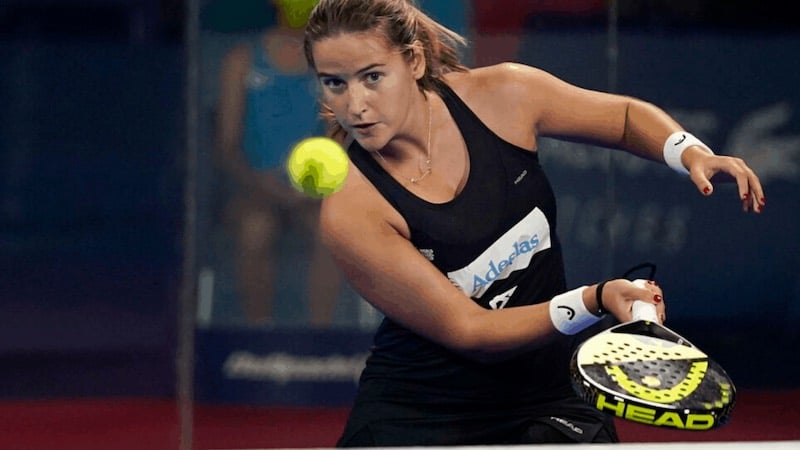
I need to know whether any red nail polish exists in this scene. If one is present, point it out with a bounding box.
[654,295,662,303]
[761,197,766,204]
[703,187,710,194]
[742,193,749,201]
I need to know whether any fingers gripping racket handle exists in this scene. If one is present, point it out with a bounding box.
[631,279,660,323]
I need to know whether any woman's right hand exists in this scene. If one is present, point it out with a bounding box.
[593,279,665,323]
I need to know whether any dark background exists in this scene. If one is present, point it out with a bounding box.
[1,0,798,403]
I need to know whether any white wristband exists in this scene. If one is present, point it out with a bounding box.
[663,131,714,175]
[549,286,602,335]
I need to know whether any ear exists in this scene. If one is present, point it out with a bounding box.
[407,42,427,81]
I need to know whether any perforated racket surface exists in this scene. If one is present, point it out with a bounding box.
[571,300,735,431]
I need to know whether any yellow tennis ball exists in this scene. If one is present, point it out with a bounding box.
[286,137,349,198]
[275,0,318,29]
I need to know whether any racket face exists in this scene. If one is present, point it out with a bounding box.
[571,321,735,430]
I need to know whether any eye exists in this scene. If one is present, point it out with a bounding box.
[364,72,383,85]
[321,77,346,93]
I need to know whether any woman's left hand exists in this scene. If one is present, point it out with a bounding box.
[684,148,766,213]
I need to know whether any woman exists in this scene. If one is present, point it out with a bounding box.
[215,0,341,326]
[302,0,765,445]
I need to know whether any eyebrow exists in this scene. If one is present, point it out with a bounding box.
[317,63,385,79]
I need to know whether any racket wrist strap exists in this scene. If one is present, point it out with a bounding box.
[663,131,714,175]
[595,280,610,315]
[549,286,603,335]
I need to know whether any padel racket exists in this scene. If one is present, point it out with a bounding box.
[570,280,735,431]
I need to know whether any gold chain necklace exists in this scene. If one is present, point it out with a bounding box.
[375,97,432,184]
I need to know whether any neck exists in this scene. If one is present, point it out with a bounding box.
[374,94,433,184]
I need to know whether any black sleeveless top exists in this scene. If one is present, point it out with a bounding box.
[347,82,576,405]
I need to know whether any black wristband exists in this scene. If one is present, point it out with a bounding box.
[594,280,610,315]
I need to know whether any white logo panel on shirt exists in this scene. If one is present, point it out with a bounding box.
[447,208,551,299]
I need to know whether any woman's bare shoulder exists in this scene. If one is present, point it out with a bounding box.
[445,62,547,89]
[320,161,407,243]
[221,42,254,67]
[442,63,547,149]
[446,63,551,100]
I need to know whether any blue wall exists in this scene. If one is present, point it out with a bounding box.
[0,40,184,397]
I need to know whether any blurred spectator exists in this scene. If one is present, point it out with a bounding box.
[214,0,342,327]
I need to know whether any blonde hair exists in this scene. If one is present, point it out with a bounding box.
[303,0,468,139]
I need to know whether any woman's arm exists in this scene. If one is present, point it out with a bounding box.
[216,44,254,185]
[319,170,662,363]
[479,63,765,212]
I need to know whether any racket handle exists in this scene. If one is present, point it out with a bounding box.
[632,301,659,322]
[631,279,660,323]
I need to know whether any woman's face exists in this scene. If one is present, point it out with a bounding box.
[311,30,425,152]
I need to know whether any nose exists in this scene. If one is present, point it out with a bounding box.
[347,84,369,118]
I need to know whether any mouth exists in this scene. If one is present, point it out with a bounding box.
[351,123,377,133]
